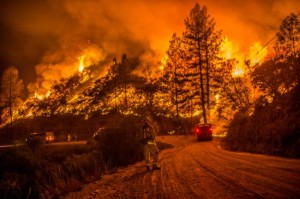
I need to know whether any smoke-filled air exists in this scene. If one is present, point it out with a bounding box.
[1,1,300,198]
[0,0,299,95]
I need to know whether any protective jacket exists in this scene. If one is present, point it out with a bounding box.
[141,123,156,144]
[141,122,159,168]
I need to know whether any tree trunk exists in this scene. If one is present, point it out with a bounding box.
[175,65,179,118]
[198,40,207,124]
[205,38,210,122]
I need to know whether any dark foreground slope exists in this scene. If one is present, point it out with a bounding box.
[223,86,300,158]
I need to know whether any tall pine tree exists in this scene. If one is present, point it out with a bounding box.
[181,3,222,123]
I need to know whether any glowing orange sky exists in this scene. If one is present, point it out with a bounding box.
[0,0,299,94]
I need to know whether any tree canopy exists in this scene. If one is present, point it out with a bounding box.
[1,66,24,125]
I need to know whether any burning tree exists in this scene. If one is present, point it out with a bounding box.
[214,59,251,112]
[252,13,300,101]
[0,66,24,126]
[275,13,300,60]
[165,3,222,123]
[164,33,186,118]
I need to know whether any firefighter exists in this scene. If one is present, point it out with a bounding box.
[140,117,160,171]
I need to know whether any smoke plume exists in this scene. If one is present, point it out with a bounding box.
[0,0,299,95]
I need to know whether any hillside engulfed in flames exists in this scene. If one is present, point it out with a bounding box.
[26,44,107,97]
[6,50,168,123]
[6,1,298,129]
[0,35,270,127]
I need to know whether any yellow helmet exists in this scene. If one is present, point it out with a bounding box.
[142,117,151,123]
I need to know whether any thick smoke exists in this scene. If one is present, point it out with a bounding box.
[0,0,299,95]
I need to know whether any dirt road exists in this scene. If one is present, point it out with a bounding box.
[63,136,300,199]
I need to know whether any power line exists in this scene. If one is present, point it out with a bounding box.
[252,12,300,58]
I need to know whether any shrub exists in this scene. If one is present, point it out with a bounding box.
[0,145,105,199]
[223,86,300,158]
[95,115,144,167]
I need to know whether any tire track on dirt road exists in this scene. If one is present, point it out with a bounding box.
[190,153,265,199]
[207,149,300,194]
[190,141,300,199]
[63,136,300,199]
[158,142,187,199]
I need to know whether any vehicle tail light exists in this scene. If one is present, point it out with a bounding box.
[195,127,200,134]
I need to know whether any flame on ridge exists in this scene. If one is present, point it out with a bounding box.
[220,37,238,59]
[159,54,168,70]
[78,54,86,72]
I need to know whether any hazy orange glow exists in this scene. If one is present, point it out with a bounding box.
[249,42,268,65]
[0,0,298,97]
[0,0,298,127]
[220,37,268,77]
[220,37,239,59]
[220,37,244,77]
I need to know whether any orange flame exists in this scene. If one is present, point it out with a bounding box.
[220,37,245,77]
[215,94,220,103]
[249,42,268,65]
[78,54,86,72]
[34,90,51,100]
[220,37,268,77]
[159,54,168,71]
[34,91,44,100]
[232,65,244,77]
[220,37,238,59]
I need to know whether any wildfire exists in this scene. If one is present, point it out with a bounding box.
[159,54,168,70]
[220,37,245,77]
[215,94,220,103]
[45,90,51,98]
[232,65,245,77]
[33,90,51,100]
[249,42,268,65]
[34,91,44,100]
[78,54,86,72]
[220,37,238,59]
[220,37,268,77]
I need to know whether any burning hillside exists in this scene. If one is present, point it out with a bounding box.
[0,1,299,131]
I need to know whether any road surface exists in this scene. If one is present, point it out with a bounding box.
[63,136,300,199]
